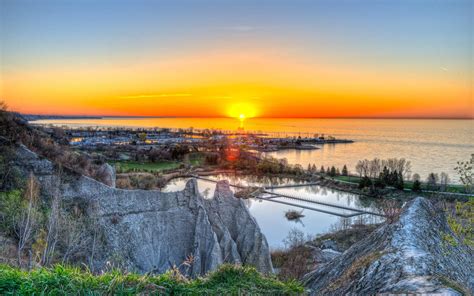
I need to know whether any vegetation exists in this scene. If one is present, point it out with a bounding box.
[444,200,474,248]
[271,229,314,282]
[0,264,304,295]
[114,160,182,173]
[285,210,305,221]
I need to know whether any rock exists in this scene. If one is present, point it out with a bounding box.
[320,239,339,251]
[12,145,273,276]
[309,246,341,264]
[304,197,474,295]
[96,163,116,188]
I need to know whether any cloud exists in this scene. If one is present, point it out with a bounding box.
[119,94,192,99]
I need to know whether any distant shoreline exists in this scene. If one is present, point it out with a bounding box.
[23,114,473,121]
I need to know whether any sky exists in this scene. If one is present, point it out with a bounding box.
[1,0,472,118]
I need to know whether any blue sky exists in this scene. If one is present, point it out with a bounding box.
[1,0,472,117]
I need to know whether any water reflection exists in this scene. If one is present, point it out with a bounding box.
[162,174,383,248]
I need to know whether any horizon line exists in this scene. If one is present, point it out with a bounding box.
[20,113,473,120]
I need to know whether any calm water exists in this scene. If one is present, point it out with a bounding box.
[162,174,382,248]
[33,117,473,182]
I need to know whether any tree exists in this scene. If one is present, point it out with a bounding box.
[341,165,348,176]
[412,179,422,192]
[426,173,439,191]
[138,132,147,142]
[329,166,337,177]
[395,171,404,190]
[439,172,450,192]
[355,159,369,177]
[454,157,473,193]
[358,176,372,189]
[320,166,325,174]
[14,174,41,267]
[412,173,421,182]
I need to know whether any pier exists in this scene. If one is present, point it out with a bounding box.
[192,175,386,218]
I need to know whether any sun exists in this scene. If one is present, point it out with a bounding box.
[228,103,257,119]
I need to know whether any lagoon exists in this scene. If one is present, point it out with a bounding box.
[162,174,382,248]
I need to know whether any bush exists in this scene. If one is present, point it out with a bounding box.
[412,180,422,192]
[358,176,372,189]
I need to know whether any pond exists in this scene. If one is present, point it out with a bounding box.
[162,174,384,249]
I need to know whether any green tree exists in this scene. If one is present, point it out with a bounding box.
[341,165,348,176]
[412,180,422,192]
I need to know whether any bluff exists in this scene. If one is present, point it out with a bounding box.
[304,197,473,295]
[12,145,273,276]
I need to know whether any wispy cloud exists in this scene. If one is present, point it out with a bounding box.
[119,93,192,99]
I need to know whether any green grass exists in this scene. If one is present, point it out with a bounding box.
[0,264,304,295]
[187,152,205,167]
[114,160,181,173]
[113,153,205,174]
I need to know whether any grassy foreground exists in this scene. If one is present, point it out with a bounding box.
[0,264,304,295]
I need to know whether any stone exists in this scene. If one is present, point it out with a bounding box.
[304,197,474,295]
[309,246,341,264]
[96,163,116,188]
[320,239,338,251]
[12,145,273,277]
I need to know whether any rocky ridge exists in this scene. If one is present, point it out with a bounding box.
[304,197,473,295]
[13,145,273,276]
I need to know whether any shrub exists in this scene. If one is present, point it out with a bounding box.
[412,180,422,192]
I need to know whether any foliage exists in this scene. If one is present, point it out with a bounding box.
[412,179,422,192]
[454,157,473,193]
[0,264,304,295]
[341,165,348,176]
[0,190,23,236]
[114,160,181,173]
[445,200,474,248]
[358,176,372,189]
[271,246,313,282]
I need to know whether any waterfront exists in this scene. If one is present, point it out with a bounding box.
[33,117,474,181]
[162,174,382,248]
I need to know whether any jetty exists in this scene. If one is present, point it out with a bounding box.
[192,175,386,218]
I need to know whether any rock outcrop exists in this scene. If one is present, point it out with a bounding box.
[12,145,273,276]
[304,197,473,295]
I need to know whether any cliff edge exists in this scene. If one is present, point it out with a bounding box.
[304,197,473,295]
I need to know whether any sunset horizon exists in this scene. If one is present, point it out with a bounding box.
[2,0,472,119]
[1,1,473,293]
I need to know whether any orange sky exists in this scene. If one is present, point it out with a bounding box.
[3,47,471,118]
[2,0,472,119]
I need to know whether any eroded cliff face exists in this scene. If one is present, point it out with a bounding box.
[304,197,474,295]
[13,145,273,276]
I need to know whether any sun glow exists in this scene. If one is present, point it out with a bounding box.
[228,103,258,119]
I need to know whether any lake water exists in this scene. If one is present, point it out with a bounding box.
[162,174,382,248]
[33,117,473,182]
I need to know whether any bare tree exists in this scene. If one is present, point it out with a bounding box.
[60,211,90,264]
[14,173,40,267]
[426,173,439,190]
[439,172,450,192]
[41,187,60,266]
[412,173,421,181]
[368,158,382,179]
[382,158,411,181]
[356,159,370,177]
[454,156,473,193]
